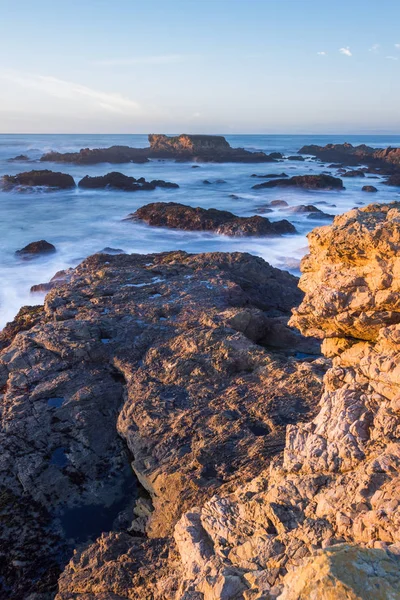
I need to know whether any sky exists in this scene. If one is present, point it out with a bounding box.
[0,0,399,134]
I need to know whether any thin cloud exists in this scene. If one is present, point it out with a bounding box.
[0,70,140,114]
[395,44,400,49]
[317,51,327,56]
[93,54,185,67]
[339,47,352,57]
[369,44,380,53]
[386,55,398,61]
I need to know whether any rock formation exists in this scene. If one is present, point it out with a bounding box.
[1,169,75,189]
[40,135,276,164]
[78,172,179,191]
[0,250,323,598]
[129,202,297,236]
[3,201,400,598]
[298,142,400,172]
[252,174,344,190]
[362,185,378,192]
[16,239,57,256]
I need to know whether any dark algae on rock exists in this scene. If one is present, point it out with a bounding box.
[129,201,297,236]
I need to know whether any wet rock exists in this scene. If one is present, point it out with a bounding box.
[342,169,366,178]
[269,152,284,159]
[362,185,378,192]
[98,247,126,255]
[78,172,179,191]
[287,155,305,161]
[1,170,75,190]
[252,174,344,190]
[129,202,297,236]
[288,205,334,221]
[8,154,29,162]
[384,173,400,186]
[16,240,56,257]
[298,142,400,170]
[269,200,289,207]
[250,173,288,178]
[41,146,150,164]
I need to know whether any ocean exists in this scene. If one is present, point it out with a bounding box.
[1,133,399,328]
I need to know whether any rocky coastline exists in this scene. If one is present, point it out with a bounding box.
[1,199,400,598]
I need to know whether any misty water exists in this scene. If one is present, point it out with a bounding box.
[1,133,399,328]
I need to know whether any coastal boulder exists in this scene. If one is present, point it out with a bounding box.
[2,170,75,189]
[129,201,297,236]
[16,240,56,256]
[362,185,378,192]
[78,172,179,191]
[252,174,344,190]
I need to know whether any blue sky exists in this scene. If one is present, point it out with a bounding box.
[0,0,399,133]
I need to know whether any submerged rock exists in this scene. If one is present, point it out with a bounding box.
[7,154,29,162]
[362,185,378,192]
[78,171,179,191]
[342,169,366,177]
[252,174,344,190]
[288,204,335,220]
[1,169,75,189]
[129,201,297,236]
[16,240,56,256]
[250,172,288,178]
[287,155,305,161]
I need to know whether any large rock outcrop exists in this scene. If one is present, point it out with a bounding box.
[298,142,400,172]
[0,251,322,598]
[129,202,297,236]
[40,135,275,164]
[161,201,400,599]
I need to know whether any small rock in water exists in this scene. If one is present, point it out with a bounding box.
[16,240,56,257]
[362,185,378,192]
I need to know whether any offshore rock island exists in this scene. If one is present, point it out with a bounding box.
[39,134,281,164]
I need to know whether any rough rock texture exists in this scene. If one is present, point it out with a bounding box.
[129,202,297,236]
[16,239,56,256]
[1,170,75,189]
[278,545,400,600]
[0,250,323,598]
[40,135,275,165]
[342,169,366,178]
[78,172,179,191]
[140,201,400,600]
[252,174,344,190]
[148,135,274,162]
[288,205,334,221]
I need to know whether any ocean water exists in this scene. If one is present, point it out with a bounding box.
[1,133,400,329]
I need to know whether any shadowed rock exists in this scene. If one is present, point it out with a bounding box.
[129,201,297,236]
[250,172,288,178]
[16,240,56,256]
[78,172,179,191]
[362,185,378,192]
[2,170,75,189]
[252,174,344,190]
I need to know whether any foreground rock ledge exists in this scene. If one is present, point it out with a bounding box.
[0,250,323,598]
[56,202,400,599]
